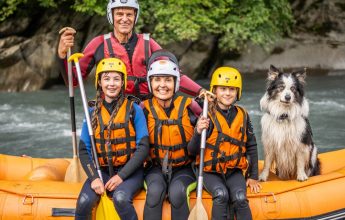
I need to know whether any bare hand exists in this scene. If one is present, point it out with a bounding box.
[105,175,123,191]
[91,178,105,195]
[196,116,210,134]
[198,89,216,102]
[246,178,262,193]
[58,27,76,59]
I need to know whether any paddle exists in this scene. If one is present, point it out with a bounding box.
[68,53,120,220]
[58,27,86,183]
[188,96,209,220]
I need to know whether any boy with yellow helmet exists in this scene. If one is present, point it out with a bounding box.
[188,67,261,220]
[75,57,149,219]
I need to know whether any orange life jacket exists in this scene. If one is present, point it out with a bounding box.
[94,99,136,167]
[198,105,248,173]
[143,96,194,167]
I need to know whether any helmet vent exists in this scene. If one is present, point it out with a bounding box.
[218,74,221,78]
[235,76,237,79]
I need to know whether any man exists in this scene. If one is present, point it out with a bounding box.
[58,0,203,100]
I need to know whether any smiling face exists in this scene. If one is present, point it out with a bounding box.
[150,75,175,102]
[214,86,238,109]
[99,72,123,103]
[113,7,136,36]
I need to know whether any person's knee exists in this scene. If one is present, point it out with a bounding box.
[168,181,188,209]
[113,191,130,209]
[232,189,249,209]
[75,192,98,216]
[146,180,166,208]
[213,187,229,205]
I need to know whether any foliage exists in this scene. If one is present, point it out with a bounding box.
[0,0,293,51]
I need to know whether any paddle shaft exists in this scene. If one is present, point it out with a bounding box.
[74,59,104,183]
[67,48,78,157]
[196,98,208,198]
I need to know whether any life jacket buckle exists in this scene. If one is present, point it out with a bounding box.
[219,151,226,163]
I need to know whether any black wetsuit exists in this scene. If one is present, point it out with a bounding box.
[188,105,258,220]
[142,102,198,220]
[75,99,149,220]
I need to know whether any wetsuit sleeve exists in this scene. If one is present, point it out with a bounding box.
[58,36,104,87]
[180,74,203,96]
[117,103,149,180]
[187,119,213,156]
[79,115,99,181]
[245,114,259,180]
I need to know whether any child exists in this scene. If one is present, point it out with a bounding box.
[189,67,261,220]
[142,51,199,220]
[75,58,149,220]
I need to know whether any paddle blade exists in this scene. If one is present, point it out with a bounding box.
[64,156,87,183]
[96,194,120,220]
[188,198,208,220]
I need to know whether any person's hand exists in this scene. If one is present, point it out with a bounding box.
[105,175,123,191]
[198,88,216,102]
[246,178,262,193]
[196,116,210,134]
[58,27,76,59]
[91,178,105,195]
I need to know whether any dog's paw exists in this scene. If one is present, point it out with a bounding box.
[297,173,308,182]
[259,172,268,182]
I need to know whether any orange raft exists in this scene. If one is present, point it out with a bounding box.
[1,149,345,220]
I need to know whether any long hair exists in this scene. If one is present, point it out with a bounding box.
[91,86,103,131]
[91,72,125,136]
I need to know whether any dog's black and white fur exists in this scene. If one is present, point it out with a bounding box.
[259,65,320,182]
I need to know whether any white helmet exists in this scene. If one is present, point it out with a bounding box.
[107,0,140,25]
[147,50,180,93]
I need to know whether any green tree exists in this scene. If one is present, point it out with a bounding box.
[1,0,293,51]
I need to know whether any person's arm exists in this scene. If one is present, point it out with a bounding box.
[58,36,104,87]
[78,116,99,181]
[149,37,162,52]
[245,114,259,180]
[180,74,203,96]
[117,103,149,180]
[188,117,213,156]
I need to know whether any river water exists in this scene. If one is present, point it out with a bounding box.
[0,72,344,159]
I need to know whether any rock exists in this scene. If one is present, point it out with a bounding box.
[0,17,31,37]
[225,35,345,73]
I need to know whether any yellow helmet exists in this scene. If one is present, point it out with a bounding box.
[210,67,242,100]
[95,58,127,89]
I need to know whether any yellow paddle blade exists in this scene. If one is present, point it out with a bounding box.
[188,198,208,220]
[64,157,87,183]
[96,194,120,220]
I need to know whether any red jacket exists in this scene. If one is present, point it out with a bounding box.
[62,33,202,97]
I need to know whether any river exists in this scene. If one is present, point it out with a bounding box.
[0,72,344,159]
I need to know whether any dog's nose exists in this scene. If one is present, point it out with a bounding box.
[285,94,291,101]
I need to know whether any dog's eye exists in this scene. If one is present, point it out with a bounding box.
[278,85,285,91]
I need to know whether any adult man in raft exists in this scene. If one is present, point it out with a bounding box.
[57,0,203,100]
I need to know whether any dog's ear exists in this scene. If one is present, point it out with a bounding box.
[268,65,280,81]
[293,67,307,84]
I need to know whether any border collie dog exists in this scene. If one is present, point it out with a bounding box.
[259,65,320,182]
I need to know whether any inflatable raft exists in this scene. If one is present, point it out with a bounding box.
[1,149,345,220]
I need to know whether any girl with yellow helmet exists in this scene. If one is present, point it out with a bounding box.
[142,50,200,220]
[75,57,149,220]
[188,67,261,220]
